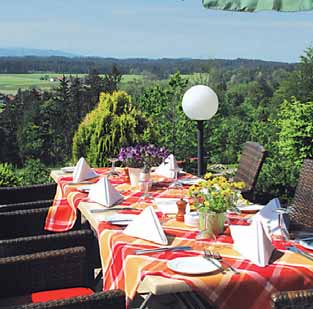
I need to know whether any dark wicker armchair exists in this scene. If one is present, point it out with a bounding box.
[0,183,57,204]
[288,159,313,231]
[233,141,267,202]
[0,183,57,212]
[0,207,82,240]
[271,289,313,309]
[0,246,125,308]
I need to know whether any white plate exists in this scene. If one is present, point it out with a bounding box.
[299,238,313,250]
[178,178,202,186]
[61,166,75,173]
[167,256,221,275]
[154,198,190,214]
[237,204,264,213]
[77,184,94,193]
[104,214,137,226]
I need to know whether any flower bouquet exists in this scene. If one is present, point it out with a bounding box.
[188,173,246,235]
[118,144,169,186]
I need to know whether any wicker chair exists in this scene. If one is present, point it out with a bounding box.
[288,159,313,231]
[0,183,57,204]
[0,207,82,240]
[0,200,53,213]
[0,246,125,308]
[271,289,313,309]
[233,141,267,202]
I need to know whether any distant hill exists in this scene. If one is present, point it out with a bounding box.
[0,48,79,58]
[0,55,296,76]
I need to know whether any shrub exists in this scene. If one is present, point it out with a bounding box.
[256,99,313,202]
[0,163,21,187]
[17,159,52,185]
[72,91,154,167]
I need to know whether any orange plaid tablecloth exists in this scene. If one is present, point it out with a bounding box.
[99,226,313,309]
[45,168,193,232]
[45,168,313,308]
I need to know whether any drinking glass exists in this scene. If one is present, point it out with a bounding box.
[138,171,154,206]
[108,158,119,176]
[273,208,289,241]
[168,167,183,189]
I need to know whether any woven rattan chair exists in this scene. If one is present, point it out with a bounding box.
[0,183,57,204]
[0,200,52,213]
[0,207,82,240]
[288,159,313,231]
[233,141,267,202]
[0,246,125,308]
[271,289,313,309]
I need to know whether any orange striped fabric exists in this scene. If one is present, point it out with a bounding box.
[99,227,313,309]
[44,168,194,232]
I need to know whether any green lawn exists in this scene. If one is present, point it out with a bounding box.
[0,73,143,95]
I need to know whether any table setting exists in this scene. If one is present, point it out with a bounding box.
[46,153,313,309]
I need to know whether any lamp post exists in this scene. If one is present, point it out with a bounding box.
[182,85,219,177]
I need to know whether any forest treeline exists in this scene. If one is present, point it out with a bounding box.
[0,49,312,203]
[0,56,295,78]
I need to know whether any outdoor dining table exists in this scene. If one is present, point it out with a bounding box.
[48,167,313,309]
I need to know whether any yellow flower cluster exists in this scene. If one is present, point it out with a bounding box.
[188,174,246,213]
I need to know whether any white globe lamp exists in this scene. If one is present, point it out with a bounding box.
[182,85,219,176]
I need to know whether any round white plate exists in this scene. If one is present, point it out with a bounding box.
[299,239,313,251]
[105,214,137,226]
[61,166,75,173]
[178,178,202,186]
[77,185,94,193]
[167,256,221,275]
[237,204,264,213]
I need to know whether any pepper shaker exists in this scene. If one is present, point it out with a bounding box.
[176,198,187,222]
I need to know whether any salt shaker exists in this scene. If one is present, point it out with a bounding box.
[176,198,187,222]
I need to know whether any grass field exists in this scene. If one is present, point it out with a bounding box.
[0,73,144,95]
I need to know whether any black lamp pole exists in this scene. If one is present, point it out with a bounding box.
[197,120,205,177]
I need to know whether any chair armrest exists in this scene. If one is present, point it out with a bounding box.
[0,247,87,298]
[271,289,313,309]
[0,200,53,213]
[0,183,57,204]
[0,207,81,240]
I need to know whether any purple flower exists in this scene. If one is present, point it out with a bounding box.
[117,144,169,168]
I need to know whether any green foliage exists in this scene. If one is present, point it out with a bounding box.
[72,91,154,167]
[17,159,52,185]
[256,99,313,202]
[0,163,21,187]
[139,72,196,160]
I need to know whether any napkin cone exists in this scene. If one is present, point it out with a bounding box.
[254,198,287,238]
[155,154,178,179]
[72,157,98,183]
[123,206,168,245]
[230,218,274,267]
[88,177,123,207]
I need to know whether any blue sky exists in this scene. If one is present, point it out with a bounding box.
[1,0,313,62]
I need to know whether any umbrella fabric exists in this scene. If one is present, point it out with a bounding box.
[202,0,313,12]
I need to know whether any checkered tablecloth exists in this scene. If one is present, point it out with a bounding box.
[45,168,313,308]
[45,168,193,232]
[99,226,313,309]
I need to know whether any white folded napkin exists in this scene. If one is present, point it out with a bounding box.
[155,154,178,179]
[72,157,98,183]
[88,177,123,207]
[230,218,274,267]
[123,206,168,245]
[254,198,287,238]
[154,198,190,214]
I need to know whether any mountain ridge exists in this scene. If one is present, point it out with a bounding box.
[0,47,79,58]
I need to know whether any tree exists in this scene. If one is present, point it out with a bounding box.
[103,65,122,94]
[72,91,154,167]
